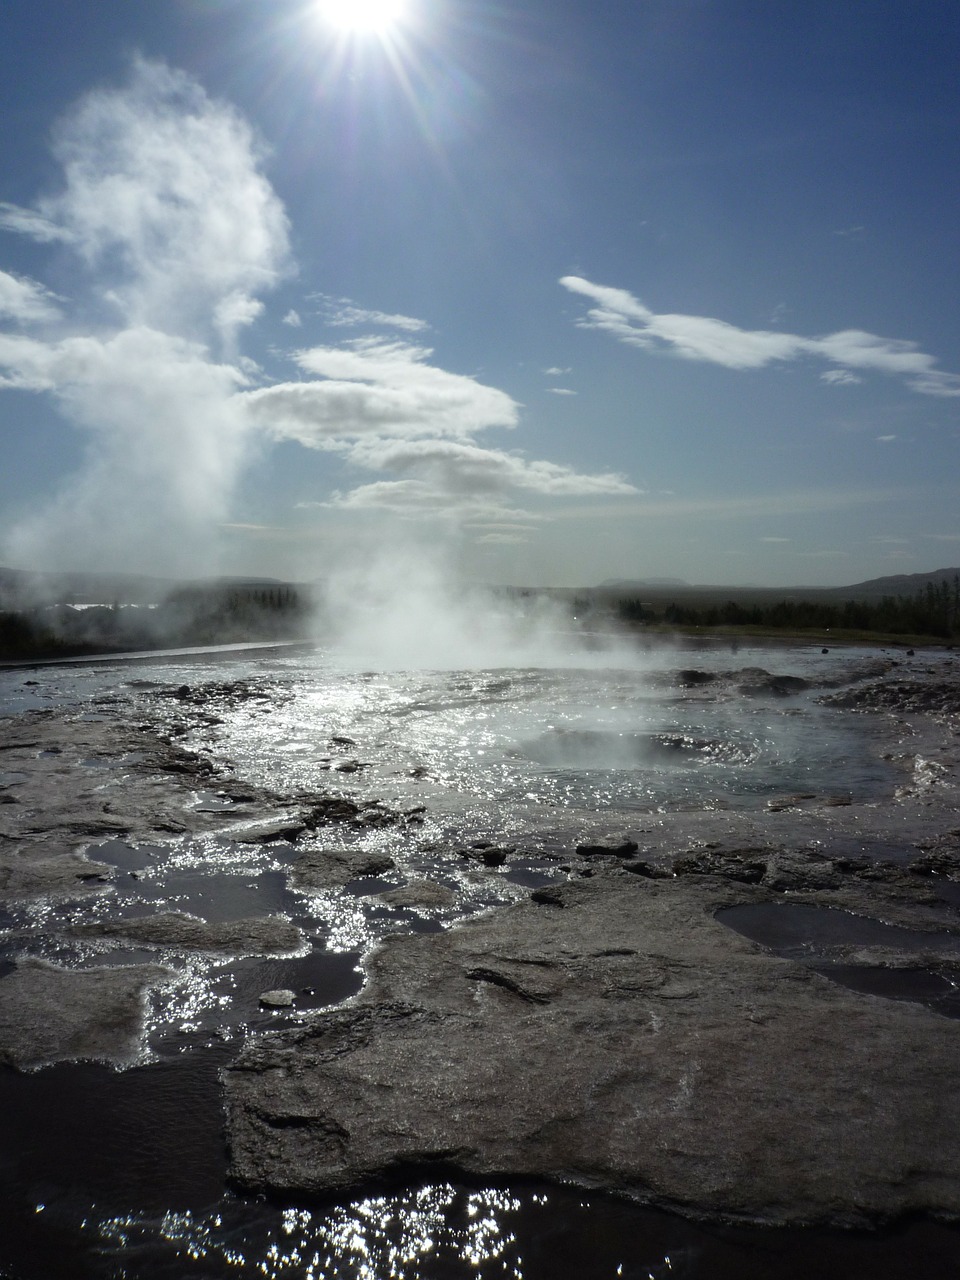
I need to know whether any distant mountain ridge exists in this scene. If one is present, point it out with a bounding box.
[838,567,960,597]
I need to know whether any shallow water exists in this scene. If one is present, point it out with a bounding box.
[1,641,958,1278]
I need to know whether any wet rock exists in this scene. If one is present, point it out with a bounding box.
[622,858,673,879]
[766,793,817,812]
[461,844,514,867]
[762,851,843,892]
[822,680,960,715]
[377,880,457,909]
[289,847,396,891]
[224,872,960,1227]
[0,843,115,899]
[737,672,810,697]
[672,847,768,883]
[71,911,303,954]
[0,957,172,1069]
[229,814,308,844]
[575,839,639,859]
[259,989,296,1009]
[530,885,568,906]
[676,669,716,687]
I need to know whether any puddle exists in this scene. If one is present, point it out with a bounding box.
[717,902,960,958]
[806,836,918,865]
[122,868,296,924]
[88,840,162,873]
[810,964,960,1018]
[212,946,363,1021]
[718,902,960,1018]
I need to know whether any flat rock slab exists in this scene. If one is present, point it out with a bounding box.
[0,842,115,898]
[72,911,304,955]
[289,847,396,890]
[225,872,960,1228]
[0,957,172,1069]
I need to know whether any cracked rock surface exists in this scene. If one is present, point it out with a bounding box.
[224,867,960,1227]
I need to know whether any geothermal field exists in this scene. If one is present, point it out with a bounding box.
[2,636,960,1278]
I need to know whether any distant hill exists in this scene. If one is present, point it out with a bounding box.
[834,568,960,599]
[0,567,292,607]
[599,577,691,589]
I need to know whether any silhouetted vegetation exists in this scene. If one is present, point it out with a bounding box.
[618,576,960,639]
[0,583,314,662]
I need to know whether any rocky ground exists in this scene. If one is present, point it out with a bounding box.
[2,654,960,1230]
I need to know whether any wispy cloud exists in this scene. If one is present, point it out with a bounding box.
[312,293,429,332]
[0,271,61,324]
[560,275,960,397]
[282,309,302,327]
[0,201,73,244]
[549,387,577,396]
[346,438,636,498]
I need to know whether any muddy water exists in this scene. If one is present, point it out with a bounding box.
[2,642,960,1277]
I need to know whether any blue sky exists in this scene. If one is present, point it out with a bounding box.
[0,0,958,587]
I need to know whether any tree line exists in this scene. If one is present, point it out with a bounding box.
[0,584,313,660]
[617,577,960,639]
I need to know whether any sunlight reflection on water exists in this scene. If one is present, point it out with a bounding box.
[96,1184,674,1280]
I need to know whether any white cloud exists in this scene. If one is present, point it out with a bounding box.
[561,275,960,396]
[282,309,302,327]
[324,480,544,528]
[243,336,636,524]
[549,387,577,396]
[346,438,638,498]
[313,293,429,332]
[876,434,897,442]
[0,271,61,324]
[243,339,520,444]
[820,369,862,386]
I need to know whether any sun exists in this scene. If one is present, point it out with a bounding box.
[314,0,408,35]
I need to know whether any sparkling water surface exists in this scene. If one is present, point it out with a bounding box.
[0,641,954,1279]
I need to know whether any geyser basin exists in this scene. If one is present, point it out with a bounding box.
[174,651,897,818]
[3,643,960,1278]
